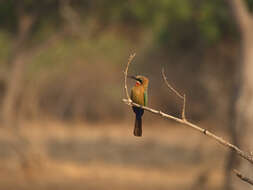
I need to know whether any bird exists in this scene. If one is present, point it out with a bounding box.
[128,75,149,137]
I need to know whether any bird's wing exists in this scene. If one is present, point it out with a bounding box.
[144,91,147,106]
[130,88,134,100]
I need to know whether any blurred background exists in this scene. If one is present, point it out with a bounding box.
[0,0,253,189]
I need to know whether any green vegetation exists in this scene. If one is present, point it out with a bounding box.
[0,0,250,121]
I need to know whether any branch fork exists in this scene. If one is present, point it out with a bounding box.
[122,53,253,186]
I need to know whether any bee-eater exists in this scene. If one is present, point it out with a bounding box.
[128,75,149,137]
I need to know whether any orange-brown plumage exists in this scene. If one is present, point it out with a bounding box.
[129,75,149,137]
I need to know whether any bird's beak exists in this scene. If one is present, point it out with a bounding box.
[127,75,142,83]
[127,75,138,80]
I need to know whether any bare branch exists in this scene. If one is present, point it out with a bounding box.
[122,99,253,164]
[162,68,184,99]
[124,53,136,101]
[182,94,186,120]
[122,56,253,165]
[162,68,186,120]
[234,169,253,186]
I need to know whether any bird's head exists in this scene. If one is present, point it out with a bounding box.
[128,75,149,89]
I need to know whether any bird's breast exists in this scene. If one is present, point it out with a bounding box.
[131,86,145,106]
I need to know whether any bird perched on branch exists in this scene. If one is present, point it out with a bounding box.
[128,75,149,137]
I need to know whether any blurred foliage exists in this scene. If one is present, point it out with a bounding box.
[84,0,237,47]
[246,0,253,11]
[0,0,60,33]
[0,0,240,64]
[0,0,251,122]
[0,0,239,44]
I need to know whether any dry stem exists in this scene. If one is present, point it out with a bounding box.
[162,68,184,99]
[123,99,253,164]
[234,170,253,186]
[124,53,136,101]
[123,54,253,166]
[162,68,186,120]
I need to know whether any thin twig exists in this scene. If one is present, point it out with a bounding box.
[122,99,253,164]
[122,56,253,165]
[162,68,184,99]
[162,68,186,120]
[124,53,136,101]
[234,169,253,186]
[182,94,186,120]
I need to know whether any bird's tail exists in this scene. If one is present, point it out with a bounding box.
[134,115,142,137]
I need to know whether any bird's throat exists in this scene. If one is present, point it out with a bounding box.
[135,81,141,86]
